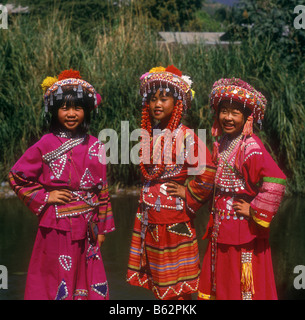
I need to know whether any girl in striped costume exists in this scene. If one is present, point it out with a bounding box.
[126,65,216,300]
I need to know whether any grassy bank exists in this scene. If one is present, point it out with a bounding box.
[0,8,304,194]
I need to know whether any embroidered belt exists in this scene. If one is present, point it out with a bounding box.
[142,182,184,212]
[55,191,99,219]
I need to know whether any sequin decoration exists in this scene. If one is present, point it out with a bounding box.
[55,279,68,300]
[88,141,102,159]
[91,281,108,298]
[49,154,67,179]
[80,168,95,190]
[167,222,193,238]
[59,255,72,271]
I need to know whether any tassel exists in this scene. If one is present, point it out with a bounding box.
[155,195,161,212]
[241,262,255,295]
[44,100,48,113]
[241,250,255,297]
[242,114,253,136]
[257,118,262,130]
[77,84,83,98]
[211,140,220,164]
[176,197,183,210]
[235,114,253,172]
[143,181,150,193]
[56,86,63,100]
[211,118,222,137]
[234,138,245,173]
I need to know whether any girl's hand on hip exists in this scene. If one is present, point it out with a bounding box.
[232,199,251,217]
[48,189,72,205]
[166,181,186,200]
[97,234,106,248]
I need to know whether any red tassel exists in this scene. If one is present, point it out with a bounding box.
[211,118,222,137]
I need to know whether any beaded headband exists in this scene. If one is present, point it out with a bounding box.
[41,69,101,113]
[209,78,267,123]
[139,65,195,111]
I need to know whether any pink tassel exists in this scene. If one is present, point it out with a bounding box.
[211,118,222,137]
[235,114,253,172]
[212,140,220,164]
[242,114,253,136]
[235,137,246,173]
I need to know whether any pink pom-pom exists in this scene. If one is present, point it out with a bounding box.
[96,93,102,105]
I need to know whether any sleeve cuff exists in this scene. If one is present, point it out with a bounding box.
[250,206,271,228]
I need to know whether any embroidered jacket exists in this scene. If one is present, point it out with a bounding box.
[8,133,115,240]
[140,124,216,224]
[205,134,286,245]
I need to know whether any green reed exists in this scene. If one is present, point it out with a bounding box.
[0,8,304,194]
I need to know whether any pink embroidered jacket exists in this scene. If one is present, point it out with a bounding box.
[204,134,286,245]
[9,133,115,241]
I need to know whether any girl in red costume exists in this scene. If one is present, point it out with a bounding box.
[198,78,286,300]
[126,65,216,300]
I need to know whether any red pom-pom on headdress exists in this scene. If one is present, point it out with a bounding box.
[165,65,182,77]
[57,69,82,81]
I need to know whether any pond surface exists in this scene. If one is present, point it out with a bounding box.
[0,195,305,300]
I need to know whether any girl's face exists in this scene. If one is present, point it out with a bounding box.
[218,100,245,137]
[149,89,175,129]
[57,104,85,133]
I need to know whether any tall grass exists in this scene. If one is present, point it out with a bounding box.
[0,8,304,194]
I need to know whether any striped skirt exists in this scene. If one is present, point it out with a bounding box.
[126,214,200,300]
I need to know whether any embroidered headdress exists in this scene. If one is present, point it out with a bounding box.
[41,69,101,113]
[209,78,267,170]
[209,77,267,137]
[140,65,195,112]
[139,65,195,181]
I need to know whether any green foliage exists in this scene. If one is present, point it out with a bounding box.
[231,0,305,64]
[186,9,224,32]
[129,0,202,31]
[1,5,304,194]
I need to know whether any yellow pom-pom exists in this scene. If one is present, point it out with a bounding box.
[41,76,58,93]
[191,89,195,99]
[149,66,166,73]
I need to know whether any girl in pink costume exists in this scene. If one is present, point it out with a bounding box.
[198,78,286,300]
[9,70,115,300]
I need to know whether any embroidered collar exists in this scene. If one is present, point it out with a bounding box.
[55,129,86,139]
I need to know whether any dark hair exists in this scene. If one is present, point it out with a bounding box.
[49,86,94,135]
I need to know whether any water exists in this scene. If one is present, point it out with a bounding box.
[0,195,305,300]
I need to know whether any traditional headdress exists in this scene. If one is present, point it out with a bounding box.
[139,65,195,181]
[41,69,101,113]
[140,65,195,112]
[209,78,267,170]
[209,77,267,137]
